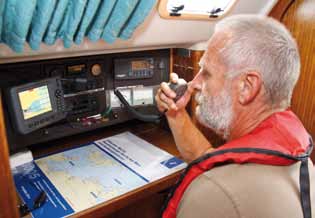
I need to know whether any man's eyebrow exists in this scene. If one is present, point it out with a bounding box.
[199,57,204,68]
[199,58,211,73]
[199,56,213,76]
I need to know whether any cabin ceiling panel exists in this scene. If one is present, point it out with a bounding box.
[0,0,277,63]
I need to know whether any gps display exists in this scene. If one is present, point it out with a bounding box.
[7,78,67,134]
[18,85,52,120]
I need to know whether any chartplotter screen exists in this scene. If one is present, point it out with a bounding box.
[18,85,52,120]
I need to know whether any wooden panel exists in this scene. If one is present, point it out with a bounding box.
[104,192,168,218]
[269,0,293,20]
[270,0,315,160]
[0,92,19,218]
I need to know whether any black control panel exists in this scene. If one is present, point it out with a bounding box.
[0,49,170,152]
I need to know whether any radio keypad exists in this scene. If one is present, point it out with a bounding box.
[133,69,153,79]
[55,89,65,112]
[25,87,66,133]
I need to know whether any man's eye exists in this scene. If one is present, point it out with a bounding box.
[202,70,211,79]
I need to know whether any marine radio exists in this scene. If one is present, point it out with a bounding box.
[6,77,66,134]
[0,49,170,152]
[114,58,154,80]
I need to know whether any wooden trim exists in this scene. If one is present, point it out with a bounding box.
[269,0,294,20]
[170,48,174,75]
[0,92,19,218]
[158,0,238,20]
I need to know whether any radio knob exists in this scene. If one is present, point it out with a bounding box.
[159,61,165,69]
[91,64,102,76]
[44,129,49,135]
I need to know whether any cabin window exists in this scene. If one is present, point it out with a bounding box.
[158,0,237,20]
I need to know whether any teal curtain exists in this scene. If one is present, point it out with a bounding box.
[0,0,156,53]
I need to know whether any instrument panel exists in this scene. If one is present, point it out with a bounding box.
[0,49,170,152]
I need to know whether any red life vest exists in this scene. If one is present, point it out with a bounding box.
[162,110,313,218]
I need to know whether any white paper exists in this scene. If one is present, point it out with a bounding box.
[95,131,187,182]
[132,87,154,106]
[10,149,33,169]
[110,89,132,108]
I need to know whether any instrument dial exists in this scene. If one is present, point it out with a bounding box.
[91,64,102,76]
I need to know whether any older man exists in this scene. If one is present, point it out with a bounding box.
[155,15,314,218]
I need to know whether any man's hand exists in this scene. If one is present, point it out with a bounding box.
[155,73,212,161]
[155,73,194,116]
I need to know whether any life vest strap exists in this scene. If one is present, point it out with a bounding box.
[299,138,314,218]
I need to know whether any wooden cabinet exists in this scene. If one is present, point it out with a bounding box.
[271,0,315,160]
[0,92,19,218]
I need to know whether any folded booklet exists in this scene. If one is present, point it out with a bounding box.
[13,131,187,218]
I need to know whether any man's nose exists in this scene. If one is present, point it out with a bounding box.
[190,70,203,91]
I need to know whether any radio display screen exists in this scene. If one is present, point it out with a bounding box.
[131,60,150,70]
[18,85,52,120]
[68,64,86,74]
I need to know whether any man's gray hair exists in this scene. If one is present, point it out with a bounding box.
[215,14,300,109]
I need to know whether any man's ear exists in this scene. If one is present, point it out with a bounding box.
[238,71,262,105]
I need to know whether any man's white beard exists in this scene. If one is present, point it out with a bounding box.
[195,86,233,140]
